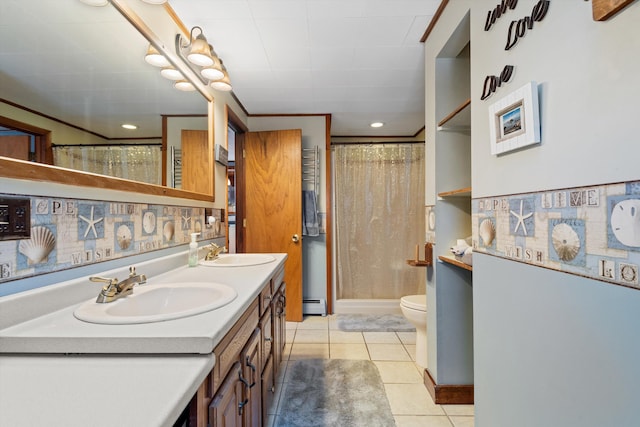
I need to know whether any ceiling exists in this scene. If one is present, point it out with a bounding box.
[169,0,439,137]
[0,0,438,139]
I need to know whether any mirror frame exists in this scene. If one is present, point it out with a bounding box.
[0,0,215,203]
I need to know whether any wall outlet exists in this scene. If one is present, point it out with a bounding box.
[0,198,31,240]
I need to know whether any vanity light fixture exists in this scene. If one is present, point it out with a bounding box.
[200,53,224,81]
[184,27,214,67]
[160,66,183,81]
[176,26,233,92]
[174,80,196,92]
[144,44,170,67]
[370,122,384,128]
[210,62,232,92]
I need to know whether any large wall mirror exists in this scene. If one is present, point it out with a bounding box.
[0,0,213,201]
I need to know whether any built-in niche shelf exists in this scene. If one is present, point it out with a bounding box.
[438,187,472,198]
[437,98,471,131]
[438,255,473,272]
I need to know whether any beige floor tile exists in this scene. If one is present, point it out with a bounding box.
[367,343,412,361]
[292,329,328,343]
[394,415,453,427]
[328,314,341,330]
[289,343,329,360]
[404,344,417,361]
[363,331,401,344]
[385,383,445,416]
[329,330,365,344]
[285,321,298,331]
[285,327,296,343]
[295,315,329,329]
[374,361,423,383]
[442,405,474,416]
[329,343,370,360]
[397,331,417,345]
[450,416,474,427]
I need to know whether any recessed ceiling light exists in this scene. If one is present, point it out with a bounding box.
[370,122,384,128]
[122,124,137,130]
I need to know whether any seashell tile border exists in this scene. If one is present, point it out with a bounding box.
[472,180,640,290]
[0,195,225,284]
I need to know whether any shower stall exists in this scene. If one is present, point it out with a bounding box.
[333,143,426,314]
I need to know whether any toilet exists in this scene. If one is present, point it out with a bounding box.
[400,294,427,368]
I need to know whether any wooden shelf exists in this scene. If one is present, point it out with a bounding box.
[437,98,471,130]
[438,255,473,271]
[438,187,471,198]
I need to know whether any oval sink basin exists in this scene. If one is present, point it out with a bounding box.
[199,253,276,267]
[74,282,237,325]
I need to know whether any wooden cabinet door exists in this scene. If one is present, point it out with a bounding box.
[273,282,287,369]
[241,329,262,427]
[210,362,243,427]
[261,355,275,424]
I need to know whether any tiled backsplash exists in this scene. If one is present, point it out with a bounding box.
[472,181,640,290]
[0,194,224,284]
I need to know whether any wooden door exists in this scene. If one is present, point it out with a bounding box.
[243,129,302,321]
[181,130,213,195]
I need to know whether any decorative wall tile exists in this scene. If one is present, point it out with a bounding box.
[472,181,640,290]
[0,194,225,284]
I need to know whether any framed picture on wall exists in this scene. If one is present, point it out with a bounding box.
[489,81,541,155]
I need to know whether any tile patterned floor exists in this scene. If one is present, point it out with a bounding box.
[266,315,474,427]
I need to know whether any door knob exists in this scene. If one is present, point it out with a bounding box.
[292,234,300,243]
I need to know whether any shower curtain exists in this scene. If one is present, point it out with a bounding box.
[334,143,425,300]
[53,145,162,185]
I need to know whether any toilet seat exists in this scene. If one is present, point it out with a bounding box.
[401,295,426,311]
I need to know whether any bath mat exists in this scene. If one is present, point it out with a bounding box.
[275,359,395,427]
[336,313,415,332]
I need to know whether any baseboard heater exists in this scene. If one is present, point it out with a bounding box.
[303,298,327,316]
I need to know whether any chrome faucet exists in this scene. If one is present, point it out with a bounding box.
[204,243,227,261]
[90,266,147,303]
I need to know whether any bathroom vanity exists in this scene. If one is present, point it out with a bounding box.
[0,252,287,427]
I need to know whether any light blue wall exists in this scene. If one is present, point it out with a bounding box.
[427,1,640,425]
[474,254,640,427]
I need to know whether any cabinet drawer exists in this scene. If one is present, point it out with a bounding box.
[212,298,259,393]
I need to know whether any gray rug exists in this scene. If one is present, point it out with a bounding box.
[276,359,395,427]
[336,314,415,332]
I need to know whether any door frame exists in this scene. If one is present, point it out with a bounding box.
[225,106,248,253]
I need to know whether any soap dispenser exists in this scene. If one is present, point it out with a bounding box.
[188,232,200,267]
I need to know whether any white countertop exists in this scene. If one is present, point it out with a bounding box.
[0,253,286,354]
[0,353,214,427]
[0,251,287,426]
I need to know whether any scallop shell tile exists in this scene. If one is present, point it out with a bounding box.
[163,220,175,241]
[551,223,580,262]
[479,218,496,246]
[19,226,55,264]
